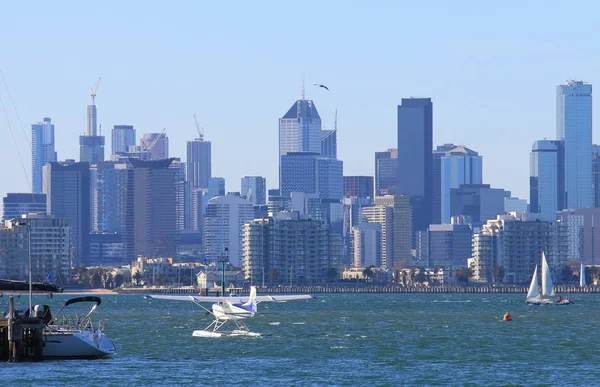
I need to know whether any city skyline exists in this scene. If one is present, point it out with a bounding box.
[3,2,600,207]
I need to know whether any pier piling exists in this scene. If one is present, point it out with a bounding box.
[0,296,45,362]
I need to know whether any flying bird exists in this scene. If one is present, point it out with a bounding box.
[313,84,330,91]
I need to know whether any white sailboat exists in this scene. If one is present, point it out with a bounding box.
[11,296,116,358]
[41,296,116,358]
[526,252,571,305]
[580,263,586,287]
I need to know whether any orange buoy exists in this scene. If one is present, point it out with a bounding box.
[503,312,512,321]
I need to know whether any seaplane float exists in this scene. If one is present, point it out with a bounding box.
[144,286,314,337]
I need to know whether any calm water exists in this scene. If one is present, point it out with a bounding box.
[1,292,599,386]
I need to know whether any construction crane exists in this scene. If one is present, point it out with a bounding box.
[193,114,204,140]
[146,128,167,154]
[90,77,102,105]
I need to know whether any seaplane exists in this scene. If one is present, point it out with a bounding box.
[144,286,314,337]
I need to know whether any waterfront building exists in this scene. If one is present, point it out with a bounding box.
[243,211,330,286]
[397,98,433,237]
[557,80,592,209]
[530,140,564,220]
[440,146,482,224]
[0,214,71,283]
[241,176,267,205]
[140,132,169,160]
[374,195,412,268]
[558,208,600,265]
[43,161,90,267]
[111,125,136,155]
[343,196,373,265]
[375,148,398,196]
[31,117,57,193]
[450,184,510,228]
[426,223,472,269]
[352,223,381,267]
[343,176,374,202]
[2,193,46,222]
[203,194,255,267]
[361,205,394,269]
[471,213,567,284]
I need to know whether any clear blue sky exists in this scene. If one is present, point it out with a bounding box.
[1,1,599,201]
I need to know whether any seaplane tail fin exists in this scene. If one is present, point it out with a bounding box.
[241,286,258,314]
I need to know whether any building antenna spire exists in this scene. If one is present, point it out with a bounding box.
[301,77,305,100]
[334,107,338,131]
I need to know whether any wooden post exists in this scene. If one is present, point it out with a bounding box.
[8,295,23,362]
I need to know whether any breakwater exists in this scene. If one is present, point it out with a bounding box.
[117,284,600,295]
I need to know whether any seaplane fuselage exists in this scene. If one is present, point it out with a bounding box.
[212,301,256,321]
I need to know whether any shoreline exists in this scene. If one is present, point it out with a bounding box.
[4,285,599,296]
[114,285,600,295]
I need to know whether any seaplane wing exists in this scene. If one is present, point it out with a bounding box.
[144,294,314,303]
[144,286,314,337]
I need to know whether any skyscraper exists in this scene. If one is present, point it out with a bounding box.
[593,145,600,208]
[170,158,186,232]
[343,176,374,200]
[375,148,398,195]
[241,176,267,205]
[130,158,179,259]
[321,130,337,159]
[186,135,211,229]
[204,195,255,267]
[397,98,433,240]
[557,80,592,209]
[440,146,483,224]
[280,153,343,200]
[2,193,47,223]
[280,153,319,197]
[375,195,412,268]
[44,161,91,267]
[111,125,136,155]
[530,140,564,220]
[140,132,169,160]
[279,98,322,187]
[92,161,129,234]
[31,117,57,193]
[79,86,105,164]
[431,143,457,224]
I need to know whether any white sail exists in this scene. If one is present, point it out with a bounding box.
[526,264,541,302]
[580,263,586,287]
[541,252,555,297]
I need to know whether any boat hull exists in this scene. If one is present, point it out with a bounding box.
[42,330,116,359]
[527,299,573,306]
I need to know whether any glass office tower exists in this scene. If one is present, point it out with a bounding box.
[557,80,592,209]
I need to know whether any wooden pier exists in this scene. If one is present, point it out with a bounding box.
[118,284,600,295]
[0,296,45,362]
